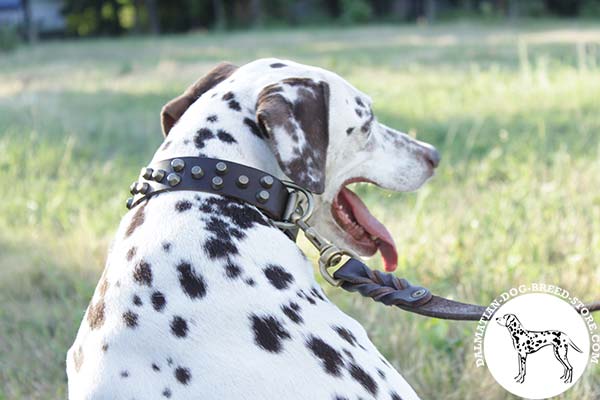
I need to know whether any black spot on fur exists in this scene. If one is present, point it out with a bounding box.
[126,246,137,261]
[217,129,237,144]
[170,316,188,338]
[245,278,256,286]
[270,62,287,68]
[125,203,146,237]
[123,311,138,328]
[355,108,363,117]
[133,294,143,306]
[344,349,356,361]
[361,113,374,133]
[355,97,365,107]
[222,92,234,101]
[306,336,344,376]
[133,260,153,286]
[348,363,378,395]
[101,343,108,352]
[281,302,303,324]
[204,237,238,259]
[175,367,191,385]
[175,200,192,212]
[162,141,172,150]
[244,117,265,139]
[162,242,172,252]
[263,265,294,290]
[333,326,358,347]
[390,392,403,400]
[377,368,386,379]
[152,363,160,372]
[206,114,218,123]
[228,100,241,111]
[311,287,325,301]
[87,301,105,330]
[151,291,166,311]
[251,314,291,353]
[225,262,242,279]
[120,370,129,378]
[194,128,214,149]
[346,127,354,135]
[298,289,316,305]
[162,387,172,398]
[177,262,207,299]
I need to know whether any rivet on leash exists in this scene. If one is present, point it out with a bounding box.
[152,169,166,182]
[260,176,274,188]
[212,176,224,189]
[167,173,181,186]
[141,167,153,180]
[256,190,270,203]
[171,158,185,172]
[125,197,133,209]
[411,289,426,298]
[191,166,204,179]
[215,162,228,175]
[236,175,249,188]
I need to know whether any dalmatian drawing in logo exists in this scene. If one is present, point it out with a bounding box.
[495,313,583,384]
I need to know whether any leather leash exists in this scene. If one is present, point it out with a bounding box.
[127,156,600,321]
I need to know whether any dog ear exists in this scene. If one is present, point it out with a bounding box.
[161,62,238,137]
[256,78,330,194]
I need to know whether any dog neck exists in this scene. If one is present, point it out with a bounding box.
[151,91,284,180]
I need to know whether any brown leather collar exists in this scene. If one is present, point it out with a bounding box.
[127,157,291,220]
[126,156,600,321]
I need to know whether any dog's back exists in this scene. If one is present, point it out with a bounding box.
[67,190,418,399]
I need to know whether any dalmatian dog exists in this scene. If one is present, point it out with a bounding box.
[496,314,583,384]
[67,58,440,400]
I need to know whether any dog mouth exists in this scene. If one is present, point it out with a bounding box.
[331,178,398,272]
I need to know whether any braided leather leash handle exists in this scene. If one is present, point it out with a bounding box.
[332,258,600,321]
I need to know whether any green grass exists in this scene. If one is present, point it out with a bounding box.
[2,21,600,399]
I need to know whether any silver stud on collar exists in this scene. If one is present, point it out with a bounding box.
[136,182,149,194]
[152,169,166,182]
[130,181,138,194]
[260,176,274,188]
[256,190,270,203]
[141,167,153,180]
[215,162,228,175]
[236,175,249,188]
[171,158,185,172]
[191,166,204,179]
[167,173,181,186]
[212,176,224,190]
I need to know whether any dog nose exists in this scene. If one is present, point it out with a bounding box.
[423,146,440,169]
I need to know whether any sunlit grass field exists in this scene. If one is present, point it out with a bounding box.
[1,21,600,399]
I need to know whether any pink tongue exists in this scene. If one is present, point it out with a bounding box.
[339,188,398,272]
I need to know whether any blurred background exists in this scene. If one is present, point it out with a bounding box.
[1,1,600,399]
[2,0,600,41]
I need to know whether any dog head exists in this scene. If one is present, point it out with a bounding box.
[161,59,439,271]
[253,60,439,271]
[496,314,520,328]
